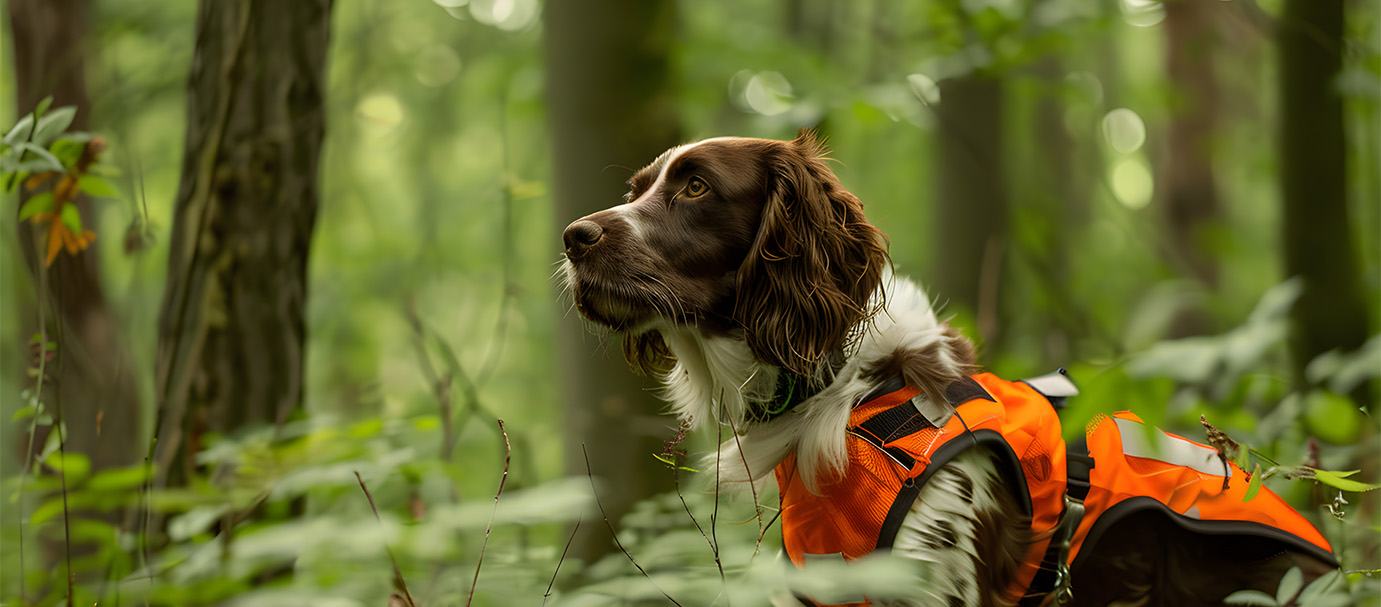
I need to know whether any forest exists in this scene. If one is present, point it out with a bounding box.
[0,0,1378,605]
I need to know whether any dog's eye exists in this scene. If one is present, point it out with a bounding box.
[684,176,709,199]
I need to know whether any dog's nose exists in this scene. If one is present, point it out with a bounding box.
[563,220,604,259]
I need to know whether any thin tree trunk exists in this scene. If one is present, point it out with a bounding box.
[934,74,1008,344]
[1278,0,1371,406]
[9,0,141,474]
[544,0,680,561]
[153,0,331,487]
[1161,0,1223,309]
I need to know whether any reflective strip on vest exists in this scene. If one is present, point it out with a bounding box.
[1113,417,1232,478]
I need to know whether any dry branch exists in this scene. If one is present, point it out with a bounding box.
[354,471,417,607]
[466,419,511,607]
[582,445,684,607]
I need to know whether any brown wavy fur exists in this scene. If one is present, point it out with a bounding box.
[733,130,891,383]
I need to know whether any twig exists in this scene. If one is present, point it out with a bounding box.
[466,419,511,607]
[50,257,75,602]
[475,88,515,386]
[354,471,417,607]
[15,246,54,605]
[710,398,726,587]
[723,407,764,539]
[405,301,458,462]
[755,509,784,550]
[582,445,684,607]
[541,520,581,607]
[660,421,724,595]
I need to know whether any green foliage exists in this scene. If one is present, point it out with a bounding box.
[3,0,1380,604]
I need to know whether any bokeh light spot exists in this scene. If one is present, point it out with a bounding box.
[741,71,794,116]
[1102,107,1147,154]
[415,45,462,87]
[1111,156,1154,209]
[906,73,941,106]
[1120,0,1165,27]
[356,93,404,130]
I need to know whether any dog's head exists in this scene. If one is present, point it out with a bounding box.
[560,131,890,379]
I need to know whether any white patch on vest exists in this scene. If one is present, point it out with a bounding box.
[890,449,1002,607]
[1023,371,1080,399]
[1113,417,1232,478]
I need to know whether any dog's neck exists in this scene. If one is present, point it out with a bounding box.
[655,327,778,431]
[653,276,967,491]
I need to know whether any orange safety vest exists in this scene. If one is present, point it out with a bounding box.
[773,372,1335,606]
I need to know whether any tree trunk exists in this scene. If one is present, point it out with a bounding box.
[1278,0,1371,405]
[544,0,680,561]
[1161,0,1223,330]
[153,0,331,487]
[934,74,1008,344]
[9,0,142,473]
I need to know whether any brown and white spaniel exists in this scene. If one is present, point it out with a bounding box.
[558,132,1333,606]
[560,131,1018,605]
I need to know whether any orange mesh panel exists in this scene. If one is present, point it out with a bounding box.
[1021,439,1052,483]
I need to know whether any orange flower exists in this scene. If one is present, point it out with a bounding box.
[30,206,95,267]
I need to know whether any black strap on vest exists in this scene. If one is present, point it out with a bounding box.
[1020,438,1094,605]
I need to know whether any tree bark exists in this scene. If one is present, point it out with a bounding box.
[9,0,141,473]
[153,0,331,486]
[544,0,680,560]
[1277,0,1371,404]
[1161,0,1223,295]
[934,74,1008,343]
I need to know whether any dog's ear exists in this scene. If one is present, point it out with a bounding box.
[734,130,890,382]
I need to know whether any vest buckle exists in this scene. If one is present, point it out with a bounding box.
[1052,495,1085,604]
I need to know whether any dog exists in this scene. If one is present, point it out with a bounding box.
[559,132,1337,606]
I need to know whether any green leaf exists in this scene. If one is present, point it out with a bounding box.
[46,451,91,481]
[31,106,76,146]
[86,465,150,492]
[1233,444,1253,471]
[14,142,63,172]
[77,173,119,198]
[11,404,38,421]
[1313,469,1381,493]
[3,114,34,145]
[29,496,67,527]
[1224,590,1277,606]
[1303,391,1362,444]
[1276,567,1303,605]
[652,453,700,473]
[60,202,83,233]
[35,96,53,118]
[18,192,54,220]
[49,137,88,167]
[1243,462,1263,502]
[1299,569,1344,603]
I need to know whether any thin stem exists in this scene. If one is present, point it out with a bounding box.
[581,445,684,607]
[466,419,511,607]
[541,520,581,606]
[711,397,726,589]
[354,471,416,607]
[723,407,764,539]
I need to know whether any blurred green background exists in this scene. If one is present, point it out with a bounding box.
[1,0,1378,604]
